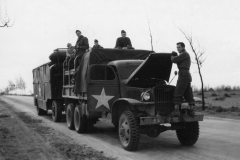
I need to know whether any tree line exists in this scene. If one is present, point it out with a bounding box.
[4,77,26,94]
[192,85,240,92]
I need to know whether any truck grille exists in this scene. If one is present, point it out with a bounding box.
[154,87,174,116]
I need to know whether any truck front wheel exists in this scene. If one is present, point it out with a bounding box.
[74,106,88,133]
[66,103,75,130]
[52,100,62,122]
[176,122,199,146]
[118,111,140,151]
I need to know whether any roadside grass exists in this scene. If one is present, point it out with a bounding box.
[193,90,240,119]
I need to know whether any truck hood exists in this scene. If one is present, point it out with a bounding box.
[125,53,172,85]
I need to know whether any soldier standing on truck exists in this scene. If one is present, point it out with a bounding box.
[65,43,75,69]
[115,30,133,49]
[171,42,195,116]
[75,30,89,68]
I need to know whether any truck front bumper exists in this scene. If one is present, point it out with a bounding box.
[139,112,204,125]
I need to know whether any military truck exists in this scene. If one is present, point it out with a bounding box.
[33,48,203,151]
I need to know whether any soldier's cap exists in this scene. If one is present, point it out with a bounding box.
[94,39,98,42]
[121,30,126,34]
[76,30,81,33]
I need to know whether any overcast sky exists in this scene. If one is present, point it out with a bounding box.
[0,0,239,93]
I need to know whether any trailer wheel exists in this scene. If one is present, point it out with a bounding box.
[52,100,62,122]
[66,103,75,130]
[118,111,140,151]
[176,122,199,146]
[35,99,47,115]
[74,106,88,133]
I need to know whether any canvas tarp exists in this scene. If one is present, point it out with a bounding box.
[74,48,153,93]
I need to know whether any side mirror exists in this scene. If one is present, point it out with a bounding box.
[174,71,178,75]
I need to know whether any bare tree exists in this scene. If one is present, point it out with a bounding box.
[4,87,9,94]
[0,1,14,27]
[22,79,26,91]
[8,80,15,91]
[15,78,20,89]
[14,77,26,95]
[19,77,26,91]
[147,19,153,51]
[178,28,206,110]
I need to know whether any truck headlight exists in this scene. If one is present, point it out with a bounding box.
[141,92,150,101]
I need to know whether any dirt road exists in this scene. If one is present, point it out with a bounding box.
[1,95,240,160]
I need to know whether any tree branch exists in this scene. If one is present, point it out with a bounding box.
[147,19,153,51]
[0,5,14,27]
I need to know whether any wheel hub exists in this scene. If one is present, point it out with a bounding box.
[119,120,130,145]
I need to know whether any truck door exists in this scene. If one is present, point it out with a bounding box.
[87,65,120,113]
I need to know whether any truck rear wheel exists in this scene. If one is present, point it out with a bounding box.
[74,106,88,133]
[52,100,62,122]
[176,122,199,146]
[118,111,140,151]
[66,103,75,130]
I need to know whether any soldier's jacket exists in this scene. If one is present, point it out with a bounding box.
[115,37,132,49]
[172,50,191,70]
[75,35,89,54]
[92,44,103,50]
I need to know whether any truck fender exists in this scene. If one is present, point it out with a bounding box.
[111,98,143,125]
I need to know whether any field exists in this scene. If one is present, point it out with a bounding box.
[193,90,240,119]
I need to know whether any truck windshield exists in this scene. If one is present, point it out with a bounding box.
[119,64,141,79]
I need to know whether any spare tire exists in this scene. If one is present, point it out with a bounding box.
[49,48,67,63]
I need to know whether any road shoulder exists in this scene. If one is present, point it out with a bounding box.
[0,98,115,160]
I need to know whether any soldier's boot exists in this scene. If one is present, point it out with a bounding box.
[188,105,195,117]
[169,105,180,116]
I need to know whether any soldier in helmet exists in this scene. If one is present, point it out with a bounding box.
[115,30,133,49]
[92,39,103,49]
[171,42,195,117]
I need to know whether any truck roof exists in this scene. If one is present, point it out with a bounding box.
[32,62,51,71]
[107,60,144,67]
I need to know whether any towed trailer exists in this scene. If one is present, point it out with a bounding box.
[33,48,204,151]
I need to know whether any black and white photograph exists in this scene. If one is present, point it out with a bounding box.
[0,0,239,159]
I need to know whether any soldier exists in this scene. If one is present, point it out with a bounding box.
[171,42,195,116]
[92,39,103,49]
[75,30,89,69]
[65,43,75,69]
[115,30,133,49]
[75,30,89,55]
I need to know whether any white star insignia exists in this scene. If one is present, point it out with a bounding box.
[92,88,114,110]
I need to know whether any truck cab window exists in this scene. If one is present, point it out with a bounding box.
[90,65,115,80]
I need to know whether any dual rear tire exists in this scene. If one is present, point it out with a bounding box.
[74,106,88,133]
[66,103,92,133]
[66,103,75,130]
